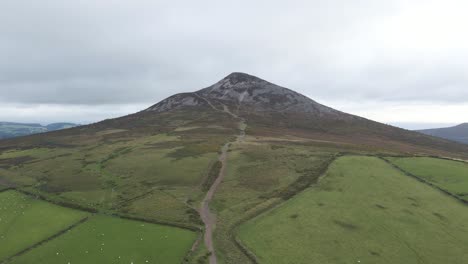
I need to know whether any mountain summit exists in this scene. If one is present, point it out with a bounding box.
[147,72,346,119]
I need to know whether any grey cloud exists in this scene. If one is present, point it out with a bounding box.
[0,0,467,107]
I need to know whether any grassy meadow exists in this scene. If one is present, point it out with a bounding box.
[238,156,468,264]
[9,215,197,264]
[0,191,88,261]
[386,157,468,201]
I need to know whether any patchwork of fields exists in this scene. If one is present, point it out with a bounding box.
[9,215,196,264]
[2,146,468,264]
[386,157,468,201]
[238,156,468,264]
[0,191,88,261]
[0,190,197,264]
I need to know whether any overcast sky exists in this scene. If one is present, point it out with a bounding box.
[1,0,467,129]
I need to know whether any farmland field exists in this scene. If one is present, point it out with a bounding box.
[238,156,468,264]
[386,157,468,201]
[9,214,197,264]
[0,190,88,261]
[211,139,336,263]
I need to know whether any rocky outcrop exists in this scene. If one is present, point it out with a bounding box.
[145,93,207,112]
[146,72,355,121]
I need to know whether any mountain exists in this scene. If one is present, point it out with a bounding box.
[2,72,468,155]
[148,72,342,117]
[417,123,468,144]
[0,122,78,139]
[1,72,468,264]
[145,72,468,156]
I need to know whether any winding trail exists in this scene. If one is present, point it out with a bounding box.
[196,95,246,264]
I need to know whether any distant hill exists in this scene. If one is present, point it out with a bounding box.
[0,122,78,139]
[418,123,468,144]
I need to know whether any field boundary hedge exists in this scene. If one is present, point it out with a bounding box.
[113,213,201,232]
[0,217,89,264]
[14,188,99,213]
[13,188,202,232]
[0,187,13,193]
[1,189,202,264]
[379,157,468,205]
[230,153,341,264]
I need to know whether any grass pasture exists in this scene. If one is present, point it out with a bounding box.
[0,190,88,262]
[9,215,197,264]
[212,139,336,263]
[238,156,468,264]
[386,157,468,201]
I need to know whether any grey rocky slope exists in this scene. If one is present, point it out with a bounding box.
[147,72,355,120]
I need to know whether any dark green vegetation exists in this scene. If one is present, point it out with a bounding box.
[238,156,468,264]
[0,190,88,261]
[202,161,222,192]
[386,157,468,202]
[0,122,78,139]
[418,123,468,144]
[2,73,468,263]
[9,214,196,264]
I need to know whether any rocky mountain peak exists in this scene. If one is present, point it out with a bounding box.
[197,73,343,117]
[199,72,276,98]
[221,72,265,84]
[146,73,349,119]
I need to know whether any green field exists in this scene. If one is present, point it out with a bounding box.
[211,140,336,263]
[0,191,88,261]
[238,156,468,264]
[9,215,197,264]
[387,157,468,201]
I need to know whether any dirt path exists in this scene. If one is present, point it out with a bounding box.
[196,96,246,264]
[199,142,229,264]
